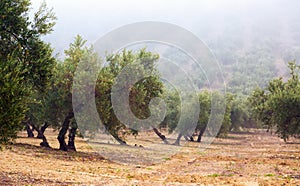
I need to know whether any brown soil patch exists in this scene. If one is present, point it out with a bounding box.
[0,129,299,185]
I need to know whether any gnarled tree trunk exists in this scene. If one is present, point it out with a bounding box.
[174,133,183,145]
[184,135,194,142]
[153,127,169,144]
[36,122,49,139]
[112,134,127,145]
[25,122,34,138]
[58,111,74,151]
[30,123,50,148]
[38,122,49,138]
[40,134,51,148]
[197,127,206,142]
[67,123,77,151]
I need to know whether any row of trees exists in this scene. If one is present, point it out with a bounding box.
[25,35,250,148]
[1,0,299,151]
[0,0,248,150]
[249,61,300,141]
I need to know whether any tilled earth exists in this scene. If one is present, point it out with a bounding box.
[0,129,299,185]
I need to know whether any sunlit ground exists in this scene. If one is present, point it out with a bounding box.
[0,129,299,185]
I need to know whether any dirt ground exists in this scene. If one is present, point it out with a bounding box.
[0,129,299,186]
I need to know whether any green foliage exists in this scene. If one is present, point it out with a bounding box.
[33,35,94,129]
[0,0,57,91]
[249,61,300,141]
[227,47,276,95]
[95,49,163,142]
[217,93,233,136]
[160,89,234,137]
[0,57,30,146]
[197,90,211,131]
[0,0,56,145]
[160,89,180,133]
[40,42,161,144]
[230,96,251,131]
[195,91,233,137]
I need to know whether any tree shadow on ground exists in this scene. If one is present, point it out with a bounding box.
[0,171,74,186]
[10,143,107,163]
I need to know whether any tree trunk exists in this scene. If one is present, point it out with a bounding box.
[174,133,182,145]
[153,128,169,144]
[67,124,77,151]
[190,136,194,141]
[37,122,49,139]
[183,135,194,142]
[58,111,74,151]
[183,135,189,141]
[197,127,206,142]
[31,123,51,148]
[25,122,34,138]
[40,122,49,135]
[112,134,127,145]
[105,118,127,145]
[40,134,51,148]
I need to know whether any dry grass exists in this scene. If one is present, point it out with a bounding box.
[0,129,299,185]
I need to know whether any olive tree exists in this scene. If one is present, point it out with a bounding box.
[249,61,300,141]
[0,0,56,146]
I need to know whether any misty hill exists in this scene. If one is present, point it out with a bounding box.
[33,0,300,95]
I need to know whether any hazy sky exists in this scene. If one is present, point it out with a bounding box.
[30,0,300,58]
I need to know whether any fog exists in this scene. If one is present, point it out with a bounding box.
[30,0,300,60]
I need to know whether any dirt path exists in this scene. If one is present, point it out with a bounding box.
[0,129,299,185]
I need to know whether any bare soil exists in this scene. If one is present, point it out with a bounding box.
[0,129,299,186]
